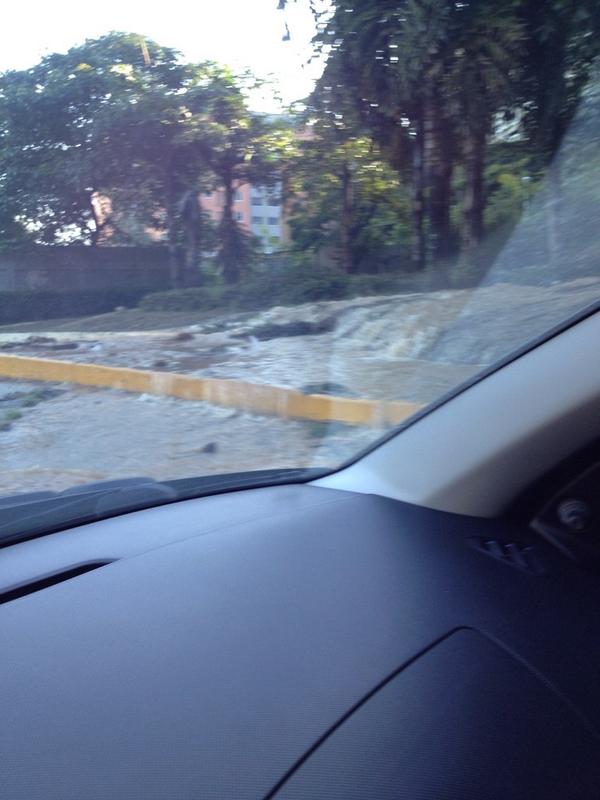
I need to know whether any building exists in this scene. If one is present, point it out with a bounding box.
[201,182,285,254]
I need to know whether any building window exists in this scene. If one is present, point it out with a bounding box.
[234,211,243,221]
[234,190,242,202]
[268,217,279,226]
[251,197,262,206]
[251,216,263,224]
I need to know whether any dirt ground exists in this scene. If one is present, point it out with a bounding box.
[0,307,250,333]
[0,381,380,494]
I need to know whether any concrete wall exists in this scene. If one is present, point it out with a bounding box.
[0,246,172,293]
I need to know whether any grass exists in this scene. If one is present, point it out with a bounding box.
[0,408,23,431]
[0,387,61,431]
[19,388,57,407]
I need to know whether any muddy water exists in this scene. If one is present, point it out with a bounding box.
[1,277,599,495]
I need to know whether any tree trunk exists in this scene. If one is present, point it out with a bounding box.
[181,190,202,287]
[219,179,240,285]
[167,202,183,289]
[461,125,486,254]
[410,108,426,271]
[340,162,355,274]
[425,101,453,262]
[545,162,562,269]
[430,161,453,258]
[89,193,104,247]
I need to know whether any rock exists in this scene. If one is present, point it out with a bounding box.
[26,335,56,344]
[240,317,337,341]
[200,442,218,454]
[50,342,79,351]
[170,331,195,342]
[300,382,358,398]
[153,359,169,369]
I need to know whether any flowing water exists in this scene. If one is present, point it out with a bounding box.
[0,277,598,495]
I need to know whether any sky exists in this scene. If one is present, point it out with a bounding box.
[0,0,323,110]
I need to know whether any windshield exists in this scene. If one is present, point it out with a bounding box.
[0,1,599,498]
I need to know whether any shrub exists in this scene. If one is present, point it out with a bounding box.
[138,287,223,312]
[137,269,416,314]
[138,270,358,313]
[277,272,350,303]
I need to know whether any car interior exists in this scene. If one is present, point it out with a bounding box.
[2,1,600,797]
[2,300,600,799]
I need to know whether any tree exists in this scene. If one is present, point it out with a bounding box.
[441,1,524,253]
[96,75,212,287]
[0,33,218,286]
[311,0,523,269]
[0,36,290,287]
[515,1,600,264]
[178,66,294,283]
[0,36,294,286]
[0,33,185,247]
[311,1,456,269]
[518,0,600,165]
[287,121,410,273]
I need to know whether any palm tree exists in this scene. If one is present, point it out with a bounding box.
[312,0,523,267]
[440,1,524,253]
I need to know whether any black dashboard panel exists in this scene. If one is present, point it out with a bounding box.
[274,629,600,800]
[1,484,600,799]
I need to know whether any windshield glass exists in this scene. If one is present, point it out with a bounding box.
[0,1,599,497]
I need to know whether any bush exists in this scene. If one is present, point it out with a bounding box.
[138,270,356,313]
[138,287,222,312]
[278,272,350,303]
[137,269,416,314]
[347,273,421,296]
[0,287,154,325]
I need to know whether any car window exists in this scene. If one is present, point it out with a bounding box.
[0,1,599,498]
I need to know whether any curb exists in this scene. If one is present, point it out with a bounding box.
[0,354,420,427]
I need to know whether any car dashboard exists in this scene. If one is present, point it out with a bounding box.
[2,483,600,799]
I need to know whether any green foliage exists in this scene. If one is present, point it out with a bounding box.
[482,142,537,229]
[309,0,600,274]
[0,33,186,246]
[139,286,222,312]
[311,0,525,266]
[485,172,527,230]
[0,36,291,286]
[517,0,600,164]
[0,408,22,432]
[2,11,600,297]
[138,266,424,313]
[178,64,294,282]
[287,126,411,273]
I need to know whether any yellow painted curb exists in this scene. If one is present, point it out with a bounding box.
[0,354,420,427]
